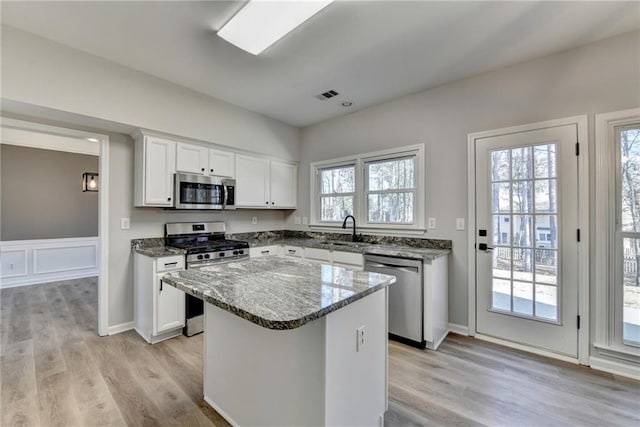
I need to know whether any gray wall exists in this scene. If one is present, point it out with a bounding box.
[0,144,98,240]
[292,30,640,331]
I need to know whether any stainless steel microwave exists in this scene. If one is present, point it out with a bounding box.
[173,173,236,210]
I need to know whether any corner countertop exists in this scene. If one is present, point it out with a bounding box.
[246,238,450,262]
[161,257,396,330]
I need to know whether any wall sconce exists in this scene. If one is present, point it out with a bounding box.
[83,172,99,192]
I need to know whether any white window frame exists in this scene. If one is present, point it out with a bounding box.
[310,144,425,233]
[594,108,640,359]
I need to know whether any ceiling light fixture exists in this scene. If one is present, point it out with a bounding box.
[217,0,335,55]
[86,138,99,143]
[341,101,353,107]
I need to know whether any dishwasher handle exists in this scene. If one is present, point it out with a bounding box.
[365,262,420,274]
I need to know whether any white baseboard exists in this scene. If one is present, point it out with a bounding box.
[589,356,640,381]
[448,323,469,336]
[203,396,239,427]
[475,333,579,364]
[0,270,98,289]
[108,321,135,335]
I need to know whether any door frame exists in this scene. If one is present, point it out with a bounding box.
[467,115,589,364]
[1,117,110,336]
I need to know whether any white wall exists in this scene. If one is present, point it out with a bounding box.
[293,30,640,328]
[1,26,299,161]
[1,26,300,327]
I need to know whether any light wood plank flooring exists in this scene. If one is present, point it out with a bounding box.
[1,278,638,426]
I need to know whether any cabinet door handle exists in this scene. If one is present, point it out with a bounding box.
[271,202,274,205]
[265,201,269,205]
[163,262,178,267]
[210,169,214,172]
[261,250,270,255]
[160,279,163,292]
[167,197,172,201]
[201,168,205,172]
[288,249,296,254]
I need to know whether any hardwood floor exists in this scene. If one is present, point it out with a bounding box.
[1,278,639,426]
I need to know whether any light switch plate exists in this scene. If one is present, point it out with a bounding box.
[428,217,436,229]
[252,216,258,225]
[456,218,465,230]
[120,218,130,230]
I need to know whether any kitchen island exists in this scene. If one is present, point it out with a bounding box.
[162,257,396,427]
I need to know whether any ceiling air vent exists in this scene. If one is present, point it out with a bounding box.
[315,90,339,101]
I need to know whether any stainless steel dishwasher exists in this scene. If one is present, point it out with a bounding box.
[364,254,425,348]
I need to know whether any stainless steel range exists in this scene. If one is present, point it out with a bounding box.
[165,221,249,336]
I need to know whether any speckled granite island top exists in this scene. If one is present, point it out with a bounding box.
[161,257,396,330]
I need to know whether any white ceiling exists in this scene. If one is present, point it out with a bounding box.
[2,1,639,128]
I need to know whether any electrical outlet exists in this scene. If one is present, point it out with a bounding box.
[302,216,308,225]
[120,218,130,230]
[294,216,301,225]
[356,325,365,352]
[252,216,258,225]
[456,218,465,230]
[428,217,436,229]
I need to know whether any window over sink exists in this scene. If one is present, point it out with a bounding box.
[311,144,425,231]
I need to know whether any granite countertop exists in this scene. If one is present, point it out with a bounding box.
[161,257,396,330]
[135,246,186,258]
[244,237,450,262]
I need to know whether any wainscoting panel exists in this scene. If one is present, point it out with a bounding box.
[0,237,99,288]
[0,249,28,278]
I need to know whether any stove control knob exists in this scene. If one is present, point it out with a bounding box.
[197,255,203,260]
[238,250,244,255]
[233,250,239,255]
[204,254,210,259]
[219,253,225,257]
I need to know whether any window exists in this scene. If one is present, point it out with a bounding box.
[310,144,424,231]
[594,108,640,358]
[318,165,355,221]
[617,124,640,346]
[365,156,415,224]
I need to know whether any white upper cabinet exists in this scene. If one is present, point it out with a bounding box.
[236,154,270,207]
[176,142,208,174]
[270,160,297,208]
[176,142,235,178]
[235,154,297,209]
[209,148,235,178]
[134,134,176,207]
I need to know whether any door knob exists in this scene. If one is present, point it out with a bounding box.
[478,243,494,251]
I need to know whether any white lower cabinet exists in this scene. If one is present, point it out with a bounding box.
[304,247,331,262]
[134,253,185,344]
[249,246,280,258]
[282,246,303,258]
[332,251,364,270]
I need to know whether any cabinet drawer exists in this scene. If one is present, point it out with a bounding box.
[283,246,303,257]
[332,251,363,267]
[304,247,331,262]
[249,246,280,258]
[156,255,185,272]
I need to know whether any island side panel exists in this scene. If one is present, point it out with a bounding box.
[324,288,388,426]
[203,303,326,426]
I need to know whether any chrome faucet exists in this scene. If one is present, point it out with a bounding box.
[341,215,363,242]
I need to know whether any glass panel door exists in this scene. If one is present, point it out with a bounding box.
[490,144,559,321]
